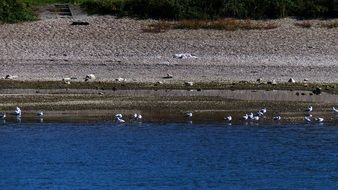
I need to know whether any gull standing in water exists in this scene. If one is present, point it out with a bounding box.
[133,113,143,120]
[273,116,281,121]
[252,116,260,121]
[314,117,324,123]
[256,111,264,117]
[304,116,312,122]
[248,113,254,120]
[332,107,338,113]
[185,112,193,118]
[13,107,22,116]
[224,116,232,122]
[37,111,44,117]
[115,114,125,123]
[242,114,249,120]
[115,114,123,118]
[0,112,6,119]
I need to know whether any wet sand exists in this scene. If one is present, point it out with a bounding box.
[1,83,338,123]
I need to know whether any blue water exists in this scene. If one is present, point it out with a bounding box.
[0,122,338,189]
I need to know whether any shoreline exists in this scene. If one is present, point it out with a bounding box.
[0,80,337,123]
[1,16,338,123]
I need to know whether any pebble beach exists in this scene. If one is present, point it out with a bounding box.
[0,16,337,83]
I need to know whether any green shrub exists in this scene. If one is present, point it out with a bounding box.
[81,0,338,19]
[0,0,36,23]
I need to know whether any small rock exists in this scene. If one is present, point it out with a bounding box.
[288,78,296,83]
[163,74,173,79]
[257,78,263,83]
[155,81,163,86]
[197,89,202,92]
[184,82,194,86]
[267,80,277,85]
[304,84,308,87]
[312,87,322,95]
[85,74,96,81]
[296,92,300,96]
[301,93,306,95]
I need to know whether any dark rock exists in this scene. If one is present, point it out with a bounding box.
[312,87,322,95]
[163,74,173,79]
[71,21,89,26]
[267,80,277,85]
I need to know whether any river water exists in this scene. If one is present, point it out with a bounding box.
[0,122,337,189]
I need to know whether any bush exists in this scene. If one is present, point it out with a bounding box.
[0,0,35,23]
[143,19,279,33]
[80,0,338,20]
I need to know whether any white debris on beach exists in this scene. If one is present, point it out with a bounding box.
[173,53,197,59]
[85,74,96,81]
[184,81,194,86]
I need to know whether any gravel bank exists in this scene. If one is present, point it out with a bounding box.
[0,16,337,83]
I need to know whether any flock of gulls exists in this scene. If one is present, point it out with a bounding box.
[0,107,142,124]
[1,106,338,124]
[184,106,338,124]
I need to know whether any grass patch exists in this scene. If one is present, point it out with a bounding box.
[143,19,279,33]
[321,20,338,28]
[22,0,87,5]
[294,21,313,28]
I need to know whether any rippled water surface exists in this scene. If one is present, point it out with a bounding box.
[1,122,338,189]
